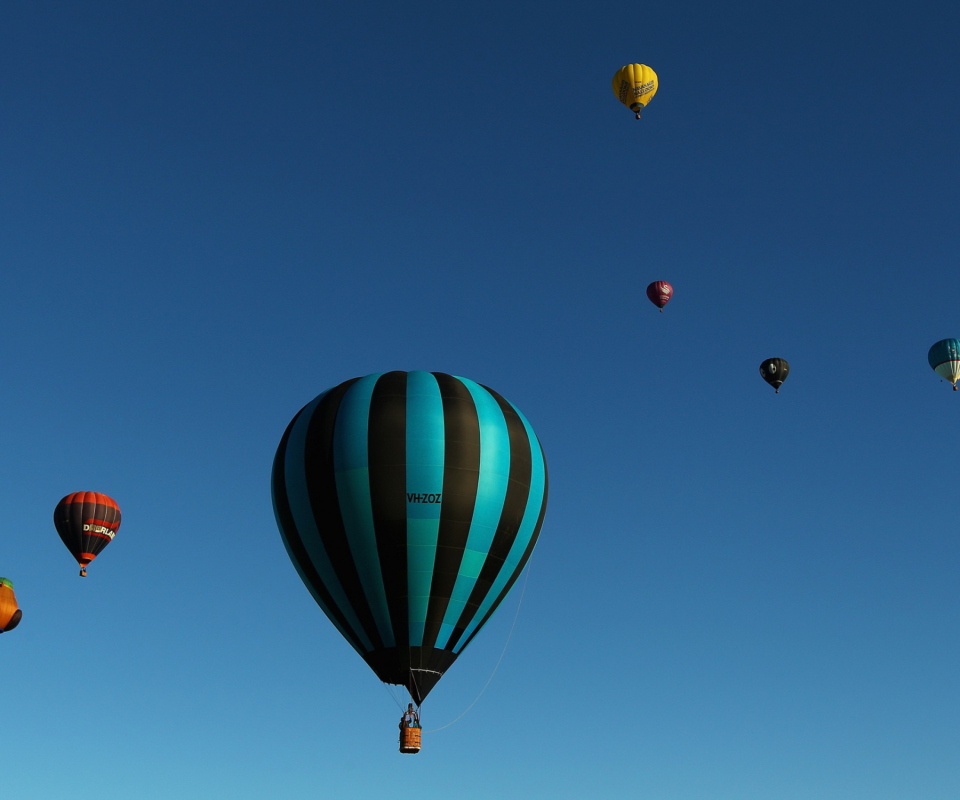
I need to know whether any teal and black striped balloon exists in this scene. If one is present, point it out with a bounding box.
[928,338,960,390]
[271,371,548,703]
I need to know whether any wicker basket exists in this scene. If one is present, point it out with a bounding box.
[399,725,421,754]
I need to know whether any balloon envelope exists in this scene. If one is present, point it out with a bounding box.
[272,371,548,703]
[53,492,122,576]
[612,63,658,117]
[646,281,673,310]
[760,358,790,392]
[927,338,960,389]
[0,578,21,633]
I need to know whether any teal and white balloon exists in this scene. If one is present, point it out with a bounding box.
[928,338,960,390]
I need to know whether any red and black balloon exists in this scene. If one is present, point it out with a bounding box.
[53,492,122,577]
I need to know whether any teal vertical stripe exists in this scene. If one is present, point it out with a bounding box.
[284,394,374,652]
[454,404,546,653]
[434,378,511,650]
[405,371,445,646]
[333,373,395,647]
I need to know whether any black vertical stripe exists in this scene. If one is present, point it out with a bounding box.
[458,447,548,653]
[445,387,533,651]
[53,504,73,558]
[301,378,385,652]
[419,373,481,652]
[271,402,367,656]
[367,371,409,670]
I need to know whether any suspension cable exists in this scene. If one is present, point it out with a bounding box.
[381,680,405,711]
[422,559,535,733]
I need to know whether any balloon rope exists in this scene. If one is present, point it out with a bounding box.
[422,559,534,734]
[409,646,421,708]
[381,680,405,712]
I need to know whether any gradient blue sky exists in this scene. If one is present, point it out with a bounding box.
[2,1,959,797]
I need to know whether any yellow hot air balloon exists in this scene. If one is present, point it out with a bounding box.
[612,64,658,119]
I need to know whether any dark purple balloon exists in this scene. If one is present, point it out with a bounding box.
[646,281,673,311]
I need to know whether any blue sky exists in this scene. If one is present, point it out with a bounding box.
[2,1,959,797]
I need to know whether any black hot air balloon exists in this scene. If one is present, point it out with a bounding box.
[54,492,122,576]
[759,358,790,393]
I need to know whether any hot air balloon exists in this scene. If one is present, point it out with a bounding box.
[54,492,122,577]
[0,578,21,633]
[646,281,673,312]
[760,358,790,393]
[272,371,548,751]
[928,338,960,390]
[612,63,658,119]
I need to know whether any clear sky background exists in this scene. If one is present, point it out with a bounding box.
[2,1,959,797]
